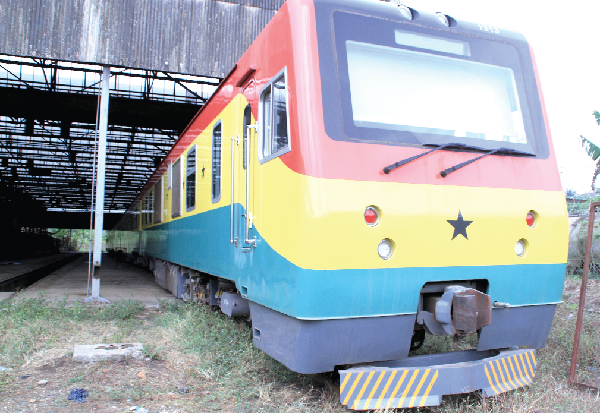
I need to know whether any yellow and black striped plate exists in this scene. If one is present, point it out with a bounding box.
[340,349,536,410]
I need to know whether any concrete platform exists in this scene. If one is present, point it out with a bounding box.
[0,253,73,283]
[18,253,177,307]
[73,343,144,362]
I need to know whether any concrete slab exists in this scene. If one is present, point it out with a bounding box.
[0,253,74,283]
[73,343,144,362]
[18,254,177,307]
[0,292,14,302]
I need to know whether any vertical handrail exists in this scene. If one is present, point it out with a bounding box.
[230,136,237,246]
[569,201,600,391]
[245,125,256,247]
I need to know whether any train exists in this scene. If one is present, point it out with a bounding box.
[108,0,569,408]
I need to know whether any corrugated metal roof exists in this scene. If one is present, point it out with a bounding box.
[0,0,286,77]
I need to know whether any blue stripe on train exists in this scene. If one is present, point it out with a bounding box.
[142,205,566,320]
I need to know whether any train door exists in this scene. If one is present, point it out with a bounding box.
[230,101,256,254]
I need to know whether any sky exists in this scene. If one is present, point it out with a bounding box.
[403,0,600,194]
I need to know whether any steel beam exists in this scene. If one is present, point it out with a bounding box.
[92,66,110,268]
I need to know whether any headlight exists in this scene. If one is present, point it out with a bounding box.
[515,239,527,257]
[378,239,394,260]
[436,12,450,27]
[396,4,413,20]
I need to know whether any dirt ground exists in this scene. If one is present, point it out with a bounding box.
[1,276,600,413]
[2,356,190,412]
[0,311,211,413]
[0,302,334,413]
[563,277,600,313]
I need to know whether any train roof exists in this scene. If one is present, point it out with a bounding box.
[314,0,527,44]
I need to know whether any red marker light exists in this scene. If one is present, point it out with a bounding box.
[365,207,379,226]
[526,212,535,227]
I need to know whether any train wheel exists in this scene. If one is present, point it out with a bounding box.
[410,329,426,351]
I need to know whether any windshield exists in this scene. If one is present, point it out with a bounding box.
[346,41,527,145]
[321,10,541,155]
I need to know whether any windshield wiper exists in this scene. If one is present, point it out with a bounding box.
[383,143,473,174]
[440,147,534,177]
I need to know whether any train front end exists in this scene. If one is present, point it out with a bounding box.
[249,0,568,403]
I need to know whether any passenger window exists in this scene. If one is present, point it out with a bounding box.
[147,191,153,225]
[243,105,251,170]
[212,122,222,203]
[132,202,139,230]
[259,69,289,162]
[172,158,181,218]
[167,161,172,189]
[186,147,196,211]
[142,190,153,226]
[154,177,163,223]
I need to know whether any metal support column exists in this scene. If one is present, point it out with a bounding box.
[85,66,111,304]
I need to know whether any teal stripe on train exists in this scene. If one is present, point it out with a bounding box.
[142,206,566,320]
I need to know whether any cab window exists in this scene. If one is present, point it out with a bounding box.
[259,68,290,163]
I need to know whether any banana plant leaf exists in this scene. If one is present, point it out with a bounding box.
[580,135,600,161]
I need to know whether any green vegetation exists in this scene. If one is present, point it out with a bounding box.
[579,110,600,191]
[0,293,145,369]
[0,289,598,412]
[48,228,108,252]
[566,191,600,277]
[98,297,145,321]
[566,192,600,217]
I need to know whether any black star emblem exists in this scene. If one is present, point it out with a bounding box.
[447,210,473,240]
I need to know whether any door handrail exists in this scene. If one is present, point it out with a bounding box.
[230,136,238,247]
[245,125,257,247]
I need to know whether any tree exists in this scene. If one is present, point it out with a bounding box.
[580,110,600,190]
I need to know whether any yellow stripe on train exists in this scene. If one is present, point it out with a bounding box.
[142,93,568,271]
[256,159,568,270]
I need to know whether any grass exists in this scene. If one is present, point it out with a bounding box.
[0,280,599,412]
[0,292,145,369]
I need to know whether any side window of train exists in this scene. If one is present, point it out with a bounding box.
[154,177,163,224]
[212,122,222,203]
[186,146,196,212]
[147,190,153,225]
[258,68,290,163]
[167,160,172,189]
[172,158,182,218]
[132,202,139,230]
[142,189,153,226]
[243,104,251,170]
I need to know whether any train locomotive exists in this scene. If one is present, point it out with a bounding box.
[108,0,568,408]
